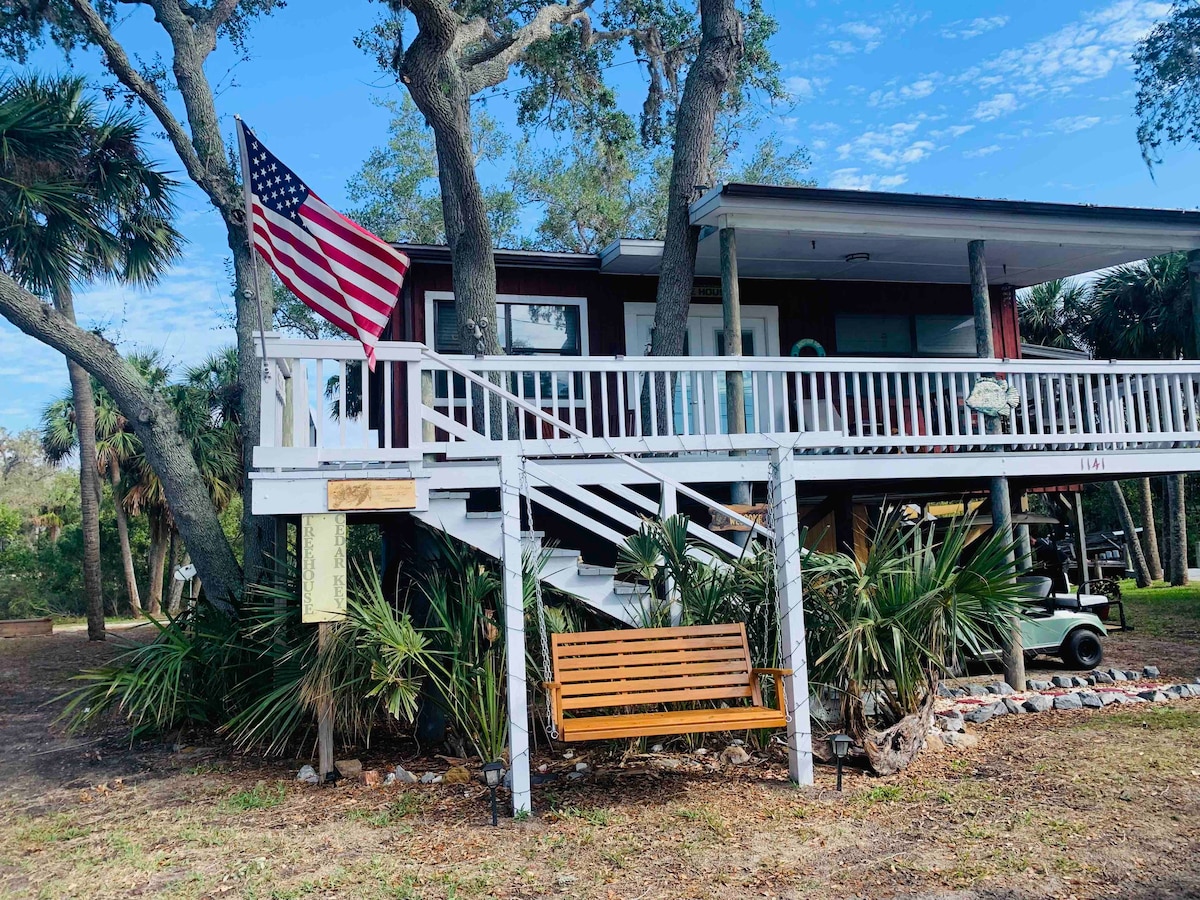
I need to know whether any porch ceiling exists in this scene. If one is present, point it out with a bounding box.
[599,184,1200,287]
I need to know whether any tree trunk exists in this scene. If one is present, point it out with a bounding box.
[1138,477,1163,581]
[168,537,186,616]
[147,512,169,617]
[399,37,501,359]
[51,284,105,640]
[1166,473,1189,586]
[650,0,744,357]
[229,240,274,584]
[110,465,142,615]
[1107,481,1151,588]
[0,271,242,615]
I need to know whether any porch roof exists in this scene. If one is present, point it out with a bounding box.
[599,184,1200,287]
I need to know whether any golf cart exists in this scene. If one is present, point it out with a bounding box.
[1015,575,1108,669]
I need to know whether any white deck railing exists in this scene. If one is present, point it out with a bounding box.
[253,335,1200,470]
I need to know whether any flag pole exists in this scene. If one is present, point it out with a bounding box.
[234,115,271,381]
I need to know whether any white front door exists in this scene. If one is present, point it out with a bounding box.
[623,302,780,434]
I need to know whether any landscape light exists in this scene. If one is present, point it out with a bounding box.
[481,760,505,826]
[829,734,852,792]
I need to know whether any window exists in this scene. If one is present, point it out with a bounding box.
[432,298,582,356]
[834,313,977,357]
[427,293,588,406]
[835,315,913,355]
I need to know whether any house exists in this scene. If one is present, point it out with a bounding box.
[251,184,1200,813]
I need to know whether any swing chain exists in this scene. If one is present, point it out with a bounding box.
[522,461,558,740]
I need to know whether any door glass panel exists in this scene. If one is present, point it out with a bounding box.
[713,328,759,432]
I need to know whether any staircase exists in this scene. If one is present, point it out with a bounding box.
[413,489,651,624]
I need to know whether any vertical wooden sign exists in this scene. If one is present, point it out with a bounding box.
[301,513,347,623]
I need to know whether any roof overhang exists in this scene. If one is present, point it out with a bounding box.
[600,184,1200,286]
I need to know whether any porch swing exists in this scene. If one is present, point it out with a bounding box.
[520,459,791,743]
[539,623,792,741]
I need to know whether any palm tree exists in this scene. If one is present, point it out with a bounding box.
[121,352,241,616]
[42,380,144,614]
[1018,278,1086,351]
[1085,255,1191,585]
[0,73,181,639]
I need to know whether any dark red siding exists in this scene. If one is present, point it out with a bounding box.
[391,252,1026,445]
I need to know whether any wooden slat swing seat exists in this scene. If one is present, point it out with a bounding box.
[543,623,791,742]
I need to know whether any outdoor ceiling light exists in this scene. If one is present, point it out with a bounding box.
[829,733,852,792]
[481,760,505,826]
[844,252,870,263]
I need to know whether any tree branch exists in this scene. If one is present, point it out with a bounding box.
[67,0,231,208]
[463,0,594,94]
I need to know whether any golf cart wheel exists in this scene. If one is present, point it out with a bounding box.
[1062,628,1103,669]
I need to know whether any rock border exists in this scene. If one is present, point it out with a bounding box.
[931,666,1200,749]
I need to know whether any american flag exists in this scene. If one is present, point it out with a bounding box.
[238,120,409,370]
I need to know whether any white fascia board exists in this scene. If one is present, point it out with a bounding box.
[599,238,665,272]
[692,196,1200,252]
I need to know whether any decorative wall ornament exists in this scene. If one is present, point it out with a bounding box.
[966,376,1021,418]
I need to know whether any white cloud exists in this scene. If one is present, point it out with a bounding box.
[931,124,975,140]
[964,144,1004,158]
[864,140,937,168]
[941,16,1009,40]
[827,40,859,55]
[972,93,1019,120]
[959,0,1172,99]
[840,21,883,42]
[869,77,940,108]
[829,169,910,191]
[1054,115,1103,133]
[785,76,829,102]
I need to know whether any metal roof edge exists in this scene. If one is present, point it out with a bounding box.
[714,183,1200,226]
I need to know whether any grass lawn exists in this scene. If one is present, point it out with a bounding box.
[4,603,1200,898]
[1120,579,1200,638]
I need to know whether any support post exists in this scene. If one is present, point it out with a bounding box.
[769,447,813,786]
[661,485,682,627]
[968,240,994,358]
[970,239,1023,688]
[317,621,334,781]
[1072,492,1089,587]
[499,456,532,816]
[1015,493,1033,573]
[721,224,750,507]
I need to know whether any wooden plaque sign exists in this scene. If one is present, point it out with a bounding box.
[301,513,347,623]
[327,479,417,511]
[709,503,769,533]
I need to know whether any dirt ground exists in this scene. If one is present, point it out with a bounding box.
[2,620,1200,900]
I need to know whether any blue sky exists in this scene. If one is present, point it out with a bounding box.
[1,0,1194,433]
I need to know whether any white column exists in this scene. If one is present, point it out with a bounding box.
[769,446,813,785]
[499,455,532,815]
[660,484,681,626]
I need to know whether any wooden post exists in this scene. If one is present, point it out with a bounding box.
[499,456,532,815]
[281,364,294,449]
[1015,493,1033,573]
[969,240,994,358]
[721,224,751,507]
[1073,492,1089,587]
[970,239,1024,688]
[769,447,813,786]
[317,621,334,781]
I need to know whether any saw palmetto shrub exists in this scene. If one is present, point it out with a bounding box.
[802,515,1026,773]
